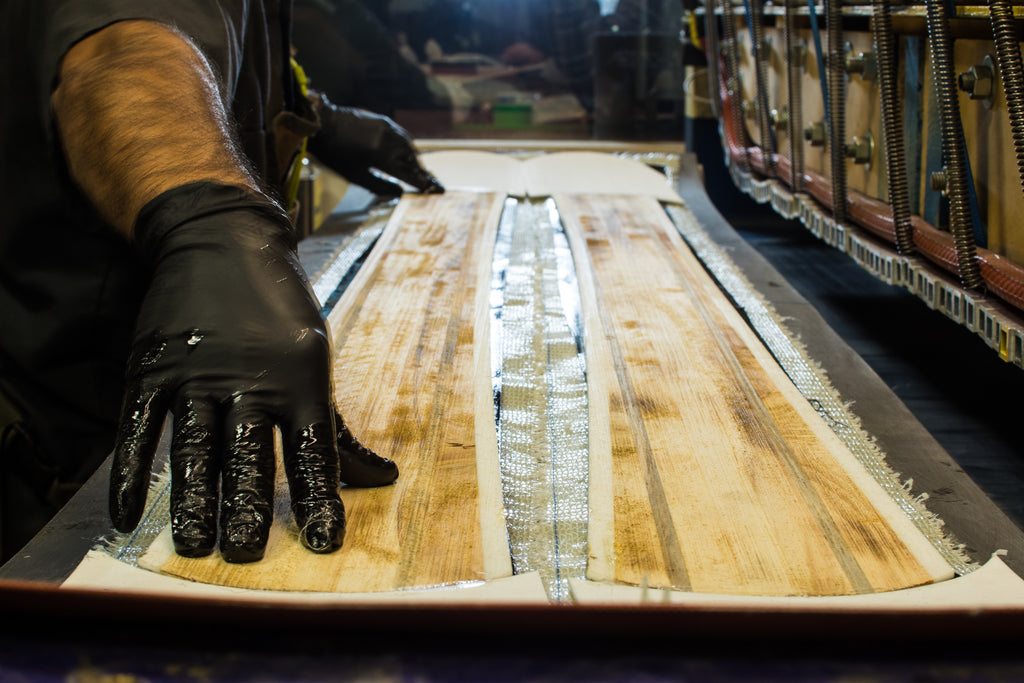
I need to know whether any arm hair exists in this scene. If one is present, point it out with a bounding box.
[52,20,262,237]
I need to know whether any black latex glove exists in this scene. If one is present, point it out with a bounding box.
[307,93,444,197]
[109,182,396,563]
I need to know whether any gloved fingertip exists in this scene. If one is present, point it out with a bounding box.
[109,388,167,531]
[220,528,268,564]
[220,516,271,563]
[421,178,445,194]
[172,521,217,558]
[339,455,398,488]
[109,486,145,533]
[295,498,346,553]
[335,418,398,487]
[300,518,345,554]
[173,538,217,558]
[222,546,266,564]
[111,511,142,534]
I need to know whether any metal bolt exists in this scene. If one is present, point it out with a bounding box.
[958,63,994,100]
[804,121,826,146]
[844,42,877,81]
[770,107,789,127]
[844,131,874,165]
[930,169,949,195]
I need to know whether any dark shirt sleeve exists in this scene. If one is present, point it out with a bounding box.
[39,0,249,118]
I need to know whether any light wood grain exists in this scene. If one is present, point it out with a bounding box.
[560,192,950,596]
[154,191,510,592]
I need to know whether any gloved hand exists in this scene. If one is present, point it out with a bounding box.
[109,182,397,563]
[308,93,444,197]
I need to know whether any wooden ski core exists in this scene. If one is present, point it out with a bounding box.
[561,192,948,596]
[153,191,510,592]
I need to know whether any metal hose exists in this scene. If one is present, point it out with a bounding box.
[926,0,982,288]
[784,0,803,191]
[826,0,848,223]
[990,0,1024,197]
[872,0,915,254]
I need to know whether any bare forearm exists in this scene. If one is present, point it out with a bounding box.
[52,20,260,237]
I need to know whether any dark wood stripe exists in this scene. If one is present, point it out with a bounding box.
[575,205,692,591]
[650,204,875,594]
